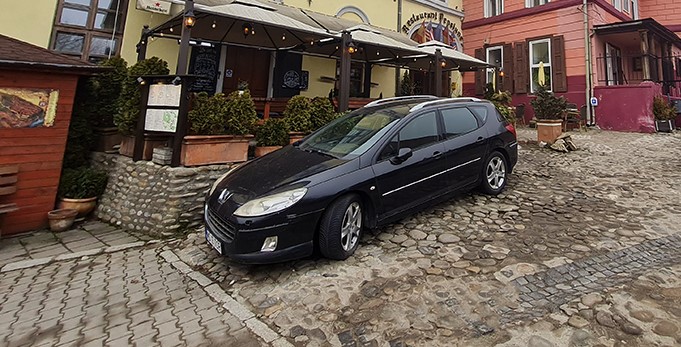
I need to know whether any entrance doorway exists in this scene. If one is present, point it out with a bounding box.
[222,45,271,97]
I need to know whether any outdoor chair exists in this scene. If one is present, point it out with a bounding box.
[563,103,583,132]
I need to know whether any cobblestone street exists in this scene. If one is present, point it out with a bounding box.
[1,129,680,346]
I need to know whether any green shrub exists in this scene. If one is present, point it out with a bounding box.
[284,95,312,133]
[255,118,289,147]
[399,71,414,96]
[530,84,568,120]
[188,92,228,135]
[89,57,128,128]
[58,167,108,199]
[309,97,335,131]
[114,57,169,135]
[653,96,676,120]
[225,90,258,135]
[486,90,516,123]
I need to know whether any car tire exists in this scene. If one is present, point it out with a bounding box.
[318,194,362,260]
[480,151,508,195]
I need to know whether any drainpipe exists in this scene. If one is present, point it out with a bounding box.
[583,0,593,125]
[395,0,403,95]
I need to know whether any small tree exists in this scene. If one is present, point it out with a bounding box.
[89,57,127,128]
[224,90,258,135]
[284,95,313,133]
[114,57,169,135]
[400,71,414,96]
[530,84,568,120]
[487,90,516,124]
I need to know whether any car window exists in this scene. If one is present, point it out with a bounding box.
[378,111,439,161]
[468,105,488,123]
[441,107,480,138]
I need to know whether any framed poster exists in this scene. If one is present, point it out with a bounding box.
[147,84,181,107]
[0,88,58,128]
[144,109,179,132]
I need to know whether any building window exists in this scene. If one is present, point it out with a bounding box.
[525,0,549,8]
[529,38,552,92]
[486,46,503,84]
[484,0,503,18]
[612,0,622,10]
[630,0,638,19]
[52,0,126,62]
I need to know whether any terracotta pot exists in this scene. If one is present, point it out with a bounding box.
[289,132,307,145]
[181,135,254,166]
[47,209,78,232]
[93,127,122,153]
[58,197,98,217]
[255,146,282,157]
[119,135,170,160]
[536,119,563,144]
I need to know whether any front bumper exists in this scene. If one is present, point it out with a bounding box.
[204,204,322,264]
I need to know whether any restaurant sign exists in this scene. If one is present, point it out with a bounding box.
[136,0,172,15]
[402,11,464,49]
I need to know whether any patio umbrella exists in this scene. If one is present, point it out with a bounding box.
[538,61,545,86]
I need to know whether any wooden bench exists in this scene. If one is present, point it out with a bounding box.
[0,165,19,216]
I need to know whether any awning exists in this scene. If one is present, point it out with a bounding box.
[594,18,681,48]
[412,41,490,71]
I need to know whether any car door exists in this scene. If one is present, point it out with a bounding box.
[371,111,447,218]
[440,106,489,190]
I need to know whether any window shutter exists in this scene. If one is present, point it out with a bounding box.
[552,35,568,92]
[513,41,528,94]
[502,43,514,93]
[475,48,485,95]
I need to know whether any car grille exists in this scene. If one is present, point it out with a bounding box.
[206,207,236,242]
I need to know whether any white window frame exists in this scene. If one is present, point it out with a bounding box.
[613,0,622,11]
[622,0,630,12]
[486,46,503,84]
[525,0,550,8]
[484,0,503,18]
[529,38,552,93]
[630,0,638,19]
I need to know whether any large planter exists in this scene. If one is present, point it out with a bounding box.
[93,127,122,153]
[58,197,97,217]
[255,146,282,157]
[181,135,253,166]
[536,119,563,144]
[119,134,170,160]
[47,209,78,232]
[289,132,307,145]
[655,120,674,133]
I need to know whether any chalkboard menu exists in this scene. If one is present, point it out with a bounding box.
[273,52,304,98]
[188,45,221,94]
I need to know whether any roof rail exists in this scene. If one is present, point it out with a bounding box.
[365,95,439,107]
[410,97,484,112]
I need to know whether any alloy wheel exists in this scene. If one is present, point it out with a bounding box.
[340,202,361,251]
[486,156,506,190]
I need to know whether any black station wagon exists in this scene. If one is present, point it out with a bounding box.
[204,96,518,263]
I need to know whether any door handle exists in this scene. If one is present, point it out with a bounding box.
[433,151,443,159]
[476,136,484,143]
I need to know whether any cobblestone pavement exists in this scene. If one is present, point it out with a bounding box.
[174,129,681,346]
[0,221,152,268]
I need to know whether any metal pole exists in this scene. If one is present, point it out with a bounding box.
[435,49,443,97]
[339,31,352,112]
[176,0,194,75]
[395,0,403,95]
[583,0,593,125]
[136,25,150,62]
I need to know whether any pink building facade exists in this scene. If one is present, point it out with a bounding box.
[461,0,681,132]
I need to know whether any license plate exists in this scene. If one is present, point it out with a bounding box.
[205,229,222,255]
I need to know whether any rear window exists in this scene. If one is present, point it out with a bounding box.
[468,105,488,123]
[441,107,480,138]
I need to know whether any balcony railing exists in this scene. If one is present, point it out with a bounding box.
[596,53,681,87]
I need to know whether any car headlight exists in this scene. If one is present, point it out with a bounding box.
[209,167,238,195]
[234,188,307,217]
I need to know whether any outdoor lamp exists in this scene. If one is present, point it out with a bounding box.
[242,23,253,37]
[347,41,357,54]
[183,9,196,28]
[499,68,505,77]
[440,59,447,68]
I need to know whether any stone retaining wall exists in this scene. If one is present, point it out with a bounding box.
[92,153,232,236]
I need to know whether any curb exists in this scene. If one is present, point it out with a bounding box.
[159,249,293,347]
[0,240,161,273]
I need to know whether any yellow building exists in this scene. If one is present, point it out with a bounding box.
[0,0,466,103]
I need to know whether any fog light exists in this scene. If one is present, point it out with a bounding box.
[261,236,278,252]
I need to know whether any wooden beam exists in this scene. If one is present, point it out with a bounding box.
[339,31,352,112]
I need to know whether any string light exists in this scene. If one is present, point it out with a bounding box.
[282,33,286,40]
[212,21,216,29]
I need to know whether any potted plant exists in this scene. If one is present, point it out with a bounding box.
[530,84,568,144]
[309,97,336,131]
[653,95,676,133]
[487,90,516,126]
[255,118,289,157]
[115,57,170,159]
[181,90,258,166]
[284,95,312,144]
[57,167,109,217]
[47,209,78,232]
[89,57,127,153]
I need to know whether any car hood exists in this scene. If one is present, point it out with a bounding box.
[211,146,351,204]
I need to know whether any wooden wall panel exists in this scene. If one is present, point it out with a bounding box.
[0,70,79,236]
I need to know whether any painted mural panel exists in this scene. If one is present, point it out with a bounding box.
[0,88,58,128]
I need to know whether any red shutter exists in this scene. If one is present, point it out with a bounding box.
[513,41,528,94]
[475,48,485,95]
[502,43,514,93]
[552,35,568,92]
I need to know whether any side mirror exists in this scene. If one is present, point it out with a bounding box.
[390,147,412,165]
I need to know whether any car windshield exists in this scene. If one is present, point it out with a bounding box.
[299,104,412,159]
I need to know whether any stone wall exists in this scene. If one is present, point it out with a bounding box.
[91,153,232,236]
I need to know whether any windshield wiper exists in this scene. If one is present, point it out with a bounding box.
[301,147,337,159]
